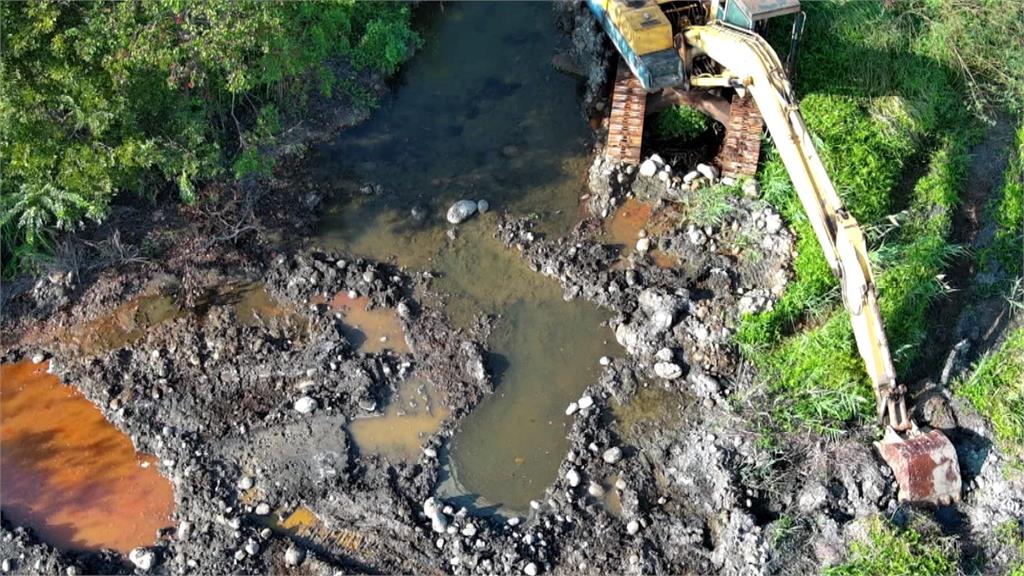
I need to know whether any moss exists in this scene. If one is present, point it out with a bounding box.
[824,518,957,576]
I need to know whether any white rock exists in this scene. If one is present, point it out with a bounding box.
[565,402,579,416]
[655,347,673,362]
[176,521,192,540]
[683,170,700,184]
[654,362,683,380]
[128,548,155,572]
[765,213,783,234]
[236,476,254,491]
[626,520,640,535]
[588,482,605,497]
[423,447,438,458]
[255,502,271,515]
[507,517,520,527]
[657,170,670,182]
[696,163,719,181]
[615,477,627,490]
[244,540,259,556]
[530,500,542,510]
[638,159,658,178]
[31,354,45,364]
[577,395,594,410]
[447,200,478,224]
[423,497,448,533]
[524,562,539,576]
[477,199,490,214]
[635,237,651,253]
[721,176,736,186]
[284,546,305,567]
[234,550,245,561]
[293,396,317,414]
[602,446,623,464]
[650,153,665,167]
[462,523,477,537]
[566,469,581,487]
[599,356,611,366]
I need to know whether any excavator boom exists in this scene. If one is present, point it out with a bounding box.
[676,24,962,505]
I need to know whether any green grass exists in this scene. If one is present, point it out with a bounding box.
[824,517,957,576]
[685,182,739,228]
[954,327,1024,464]
[652,105,710,141]
[735,0,982,433]
[982,124,1024,278]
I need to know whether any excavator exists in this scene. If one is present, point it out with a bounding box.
[586,0,962,506]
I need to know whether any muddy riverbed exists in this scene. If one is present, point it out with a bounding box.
[2,2,1022,575]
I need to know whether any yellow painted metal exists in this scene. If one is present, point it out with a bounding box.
[607,0,675,55]
[682,23,961,505]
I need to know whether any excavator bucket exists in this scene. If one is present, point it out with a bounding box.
[875,428,962,506]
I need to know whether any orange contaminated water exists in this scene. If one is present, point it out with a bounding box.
[329,293,410,354]
[0,360,175,553]
[605,198,679,269]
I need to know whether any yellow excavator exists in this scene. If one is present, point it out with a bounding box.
[586,0,962,506]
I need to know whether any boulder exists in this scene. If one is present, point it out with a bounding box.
[638,159,658,177]
[446,200,478,224]
[423,497,448,533]
[696,163,719,181]
[654,362,683,380]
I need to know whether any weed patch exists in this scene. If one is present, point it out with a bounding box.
[954,327,1024,465]
[824,517,957,576]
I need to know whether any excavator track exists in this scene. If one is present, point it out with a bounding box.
[604,59,647,165]
[717,92,764,178]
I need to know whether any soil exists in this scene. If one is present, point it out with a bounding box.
[1,3,1021,575]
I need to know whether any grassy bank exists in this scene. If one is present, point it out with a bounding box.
[0,1,420,277]
[955,327,1024,467]
[734,0,1010,434]
[824,517,957,576]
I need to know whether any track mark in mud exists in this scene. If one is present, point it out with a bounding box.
[0,360,174,553]
[349,377,448,461]
[329,292,410,354]
[257,506,365,553]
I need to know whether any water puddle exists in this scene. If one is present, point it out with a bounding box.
[329,293,410,354]
[612,385,690,442]
[313,2,619,514]
[605,198,679,269]
[67,294,182,354]
[349,378,448,461]
[0,360,175,553]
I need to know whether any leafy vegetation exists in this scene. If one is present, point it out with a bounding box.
[736,0,985,433]
[824,518,957,576]
[955,327,1024,465]
[0,1,420,277]
[652,105,710,141]
[685,182,739,228]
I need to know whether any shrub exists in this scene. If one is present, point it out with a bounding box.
[0,1,420,277]
[652,105,710,141]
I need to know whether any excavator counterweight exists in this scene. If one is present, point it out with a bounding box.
[588,0,963,506]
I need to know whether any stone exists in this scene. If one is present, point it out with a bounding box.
[530,500,541,510]
[284,546,306,567]
[2,559,12,573]
[599,356,611,366]
[588,482,605,497]
[742,179,761,198]
[602,446,623,464]
[696,163,719,181]
[423,447,438,458]
[649,153,665,167]
[565,402,579,416]
[410,205,428,222]
[293,396,317,414]
[626,520,640,535]
[577,395,594,410]
[462,523,477,537]
[129,548,155,572]
[524,562,539,576]
[447,200,478,224]
[477,199,490,214]
[176,521,192,540]
[655,348,673,362]
[721,176,736,186]
[244,540,260,556]
[507,517,521,526]
[358,399,377,412]
[635,237,651,253]
[638,159,658,178]
[255,502,271,515]
[654,362,683,380]
[765,213,783,234]
[683,170,700,184]
[423,497,448,533]
[566,469,581,487]
[31,353,44,364]
[234,549,246,561]
[687,226,706,245]
[236,476,254,491]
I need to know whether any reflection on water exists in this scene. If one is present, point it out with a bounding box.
[67,294,181,354]
[0,360,175,553]
[329,293,410,354]
[349,378,448,461]
[314,2,618,514]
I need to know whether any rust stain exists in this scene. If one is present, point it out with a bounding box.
[329,293,410,354]
[0,360,175,553]
[605,198,679,269]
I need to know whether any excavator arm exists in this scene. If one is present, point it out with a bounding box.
[682,24,961,505]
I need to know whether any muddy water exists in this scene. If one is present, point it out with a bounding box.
[314,2,619,513]
[329,293,411,354]
[0,361,174,553]
[349,378,448,461]
[605,198,679,269]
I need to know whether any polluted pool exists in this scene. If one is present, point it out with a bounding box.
[0,360,175,554]
[313,1,619,513]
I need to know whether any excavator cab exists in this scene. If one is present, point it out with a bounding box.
[707,0,801,30]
